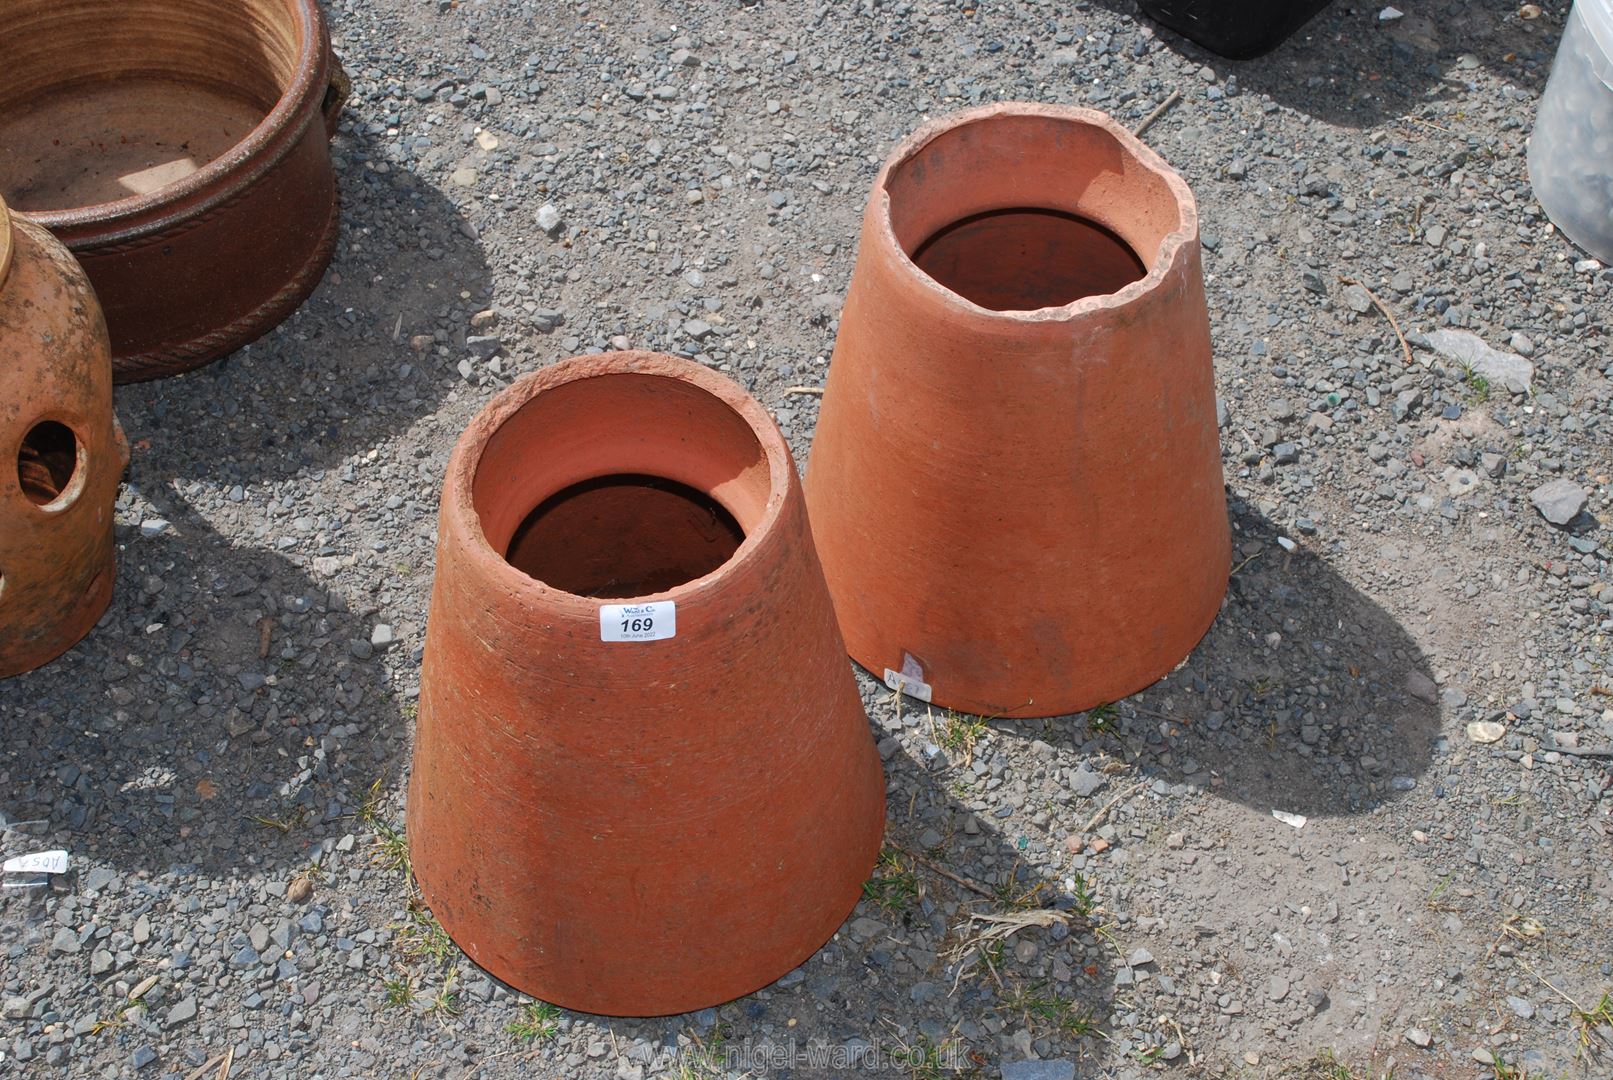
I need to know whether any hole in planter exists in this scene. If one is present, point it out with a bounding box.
[505,474,746,599]
[911,207,1146,311]
[18,421,80,506]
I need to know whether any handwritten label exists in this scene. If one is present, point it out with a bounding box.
[883,652,932,702]
[3,850,70,876]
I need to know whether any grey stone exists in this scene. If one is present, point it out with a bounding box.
[1405,671,1439,705]
[165,997,197,1028]
[1070,767,1105,798]
[1530,479,1588,526]
[1426,329,1534,392]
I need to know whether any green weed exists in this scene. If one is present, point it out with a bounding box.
[506,1000,561,1042]
[863,849,920,912]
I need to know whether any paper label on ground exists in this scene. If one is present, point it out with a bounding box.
[599,602,676,642]
[884,653,933,702]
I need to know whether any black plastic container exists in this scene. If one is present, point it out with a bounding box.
[1137,0,1333,60]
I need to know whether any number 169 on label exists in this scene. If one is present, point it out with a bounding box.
[598,601,677,642]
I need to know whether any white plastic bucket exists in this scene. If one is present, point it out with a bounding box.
[1528,0,1613,263]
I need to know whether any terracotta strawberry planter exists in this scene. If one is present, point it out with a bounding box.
[806,103,1231,719]
[0,0,347,383]
[408,351,885,1017]
[1,195,127,678]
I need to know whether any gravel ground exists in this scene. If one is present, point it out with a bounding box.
[4,1,1612,1078]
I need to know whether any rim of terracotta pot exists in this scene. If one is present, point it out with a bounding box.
[871,101,1199,323]
[444,351,792,612]
[17,0,329,242]
[0,195,11,288]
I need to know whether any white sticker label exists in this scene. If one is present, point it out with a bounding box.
[3,850,70,876]
[599,601,676,642]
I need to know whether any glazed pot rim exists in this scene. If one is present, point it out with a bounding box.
[872,101,1200,323]
[16,0,330,238]
[444,351,793,614]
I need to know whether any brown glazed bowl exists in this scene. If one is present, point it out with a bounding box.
[1,195,127,678]
[806,103,1231,719]
[0,0,348,382]
[408,352,886,1016]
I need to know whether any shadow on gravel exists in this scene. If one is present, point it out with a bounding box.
[113,127,492,487]
[1103,0,1559,129]
[1135,496,1440,818]
[0,485,407,878]
[599,721,1119,1080]
[992,496,1440,820]
[864,736,1117,1075]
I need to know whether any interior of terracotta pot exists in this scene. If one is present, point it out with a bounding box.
[885,112,1183,311]
[506,476,746,599]
[0,0,303,212]
[17,421,83,508]
[473,373,772,599]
